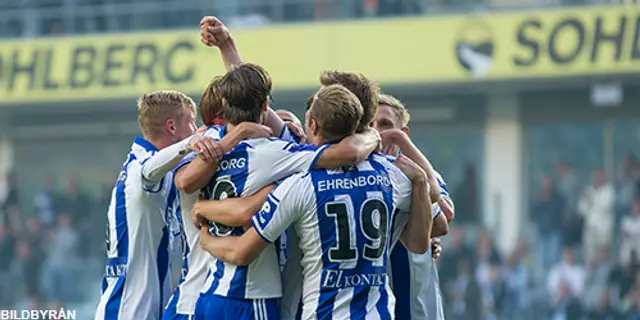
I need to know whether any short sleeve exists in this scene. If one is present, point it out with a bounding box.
[251,174,306,243]
[251,139,329,183]
[387,166,413,213]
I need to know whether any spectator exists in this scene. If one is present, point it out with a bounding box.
[549,283,584,320]
[454,164,479,223]
[23,218,45,295]
[620,198,640,266]
[548,248,585,303]
[0,226,15,307]
[556,160,583,248]
[12,240,42,299]
[578,169,615,263]
[610,250,640,306]
[531,174,564,272]
[585,294,621,320]
[499,241,531,319]
[617,153,639,215]
[43,213,79,303]
[582,246,613,309]
[34,176,58,228]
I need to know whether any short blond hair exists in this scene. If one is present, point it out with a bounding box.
[309,84,363,142]
[378,93,410,127]
[137,90,196,139]
[320,70,379,133]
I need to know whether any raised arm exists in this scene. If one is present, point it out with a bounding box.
[313,129,381,168]
[193,184,275,227]
[381,129,440,203]
[395,155,433,254]
[200,16,242,71]
[174,123,272,194]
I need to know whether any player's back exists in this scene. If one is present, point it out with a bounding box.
[95,137,176,320]
[201,135,326,300]
[292,154,412,320]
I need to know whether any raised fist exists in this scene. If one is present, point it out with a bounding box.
[200,16,231,47]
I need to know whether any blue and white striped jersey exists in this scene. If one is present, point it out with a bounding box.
[389,171,452,320]
[166,125,303,314]
[165,125,224,316]
[200,125,327,300]
[95,137,178,320]
[252,154,414,320]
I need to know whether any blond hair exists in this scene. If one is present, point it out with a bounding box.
[137,90,196,139]
[378,93,410,127]
[309,84,363,142]
[319,70,379,133]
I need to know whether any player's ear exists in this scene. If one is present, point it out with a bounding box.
[401,126,409,134]
[165,118,176,135]
[310,119,319,136]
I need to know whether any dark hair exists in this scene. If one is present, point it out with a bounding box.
[218,63,272,124]
[199,76,224,126]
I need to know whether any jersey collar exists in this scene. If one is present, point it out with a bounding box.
[219,125,228,139]
[133,136,158,152]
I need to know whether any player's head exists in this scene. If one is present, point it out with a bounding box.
[217,62,272,126]
[275,109,302,127]
[372,93,410,134]
[200,76,226,126]
[305,84,363,145]
[137,90,197,145]
[319,70,379,133]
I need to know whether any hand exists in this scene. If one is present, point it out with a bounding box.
[200,16,231,47]
[189,136,219,162]
[394,155,427,182]
[379,129,404,156]
[285,122,306,144]
[236,122,273,140]
[192,195,209,229]
[431,238,442,259]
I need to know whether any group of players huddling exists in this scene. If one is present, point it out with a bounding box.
[94,16,454,320]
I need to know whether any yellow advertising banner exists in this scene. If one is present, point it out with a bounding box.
[0,5,638,104]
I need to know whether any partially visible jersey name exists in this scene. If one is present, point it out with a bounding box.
[317,174,391,192]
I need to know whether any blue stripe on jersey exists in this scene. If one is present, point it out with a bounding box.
[310,157,395,319]
[375,285,392,320]
[390,245,411,320]
[157,186,176,315]
[115,154,135,258]
[104,277,126,318]
[205,259,225,295]
[202,143,254,299]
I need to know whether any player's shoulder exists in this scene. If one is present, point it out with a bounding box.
[244,138,320,153]
[201,125,224,139]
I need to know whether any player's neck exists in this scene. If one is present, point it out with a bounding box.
[226,123,239,133]
[146,137,170,150]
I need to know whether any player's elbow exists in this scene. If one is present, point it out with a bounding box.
[229,251,252,267]
[175,174,199,194]
[431,215,449,237]
[432,222,449,237]
[405,239,430,254]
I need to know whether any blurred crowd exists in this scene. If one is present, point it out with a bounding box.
[0,174,108,312]
[439,153,640,320]
[2,152,639,319]
[0,0,630,38]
